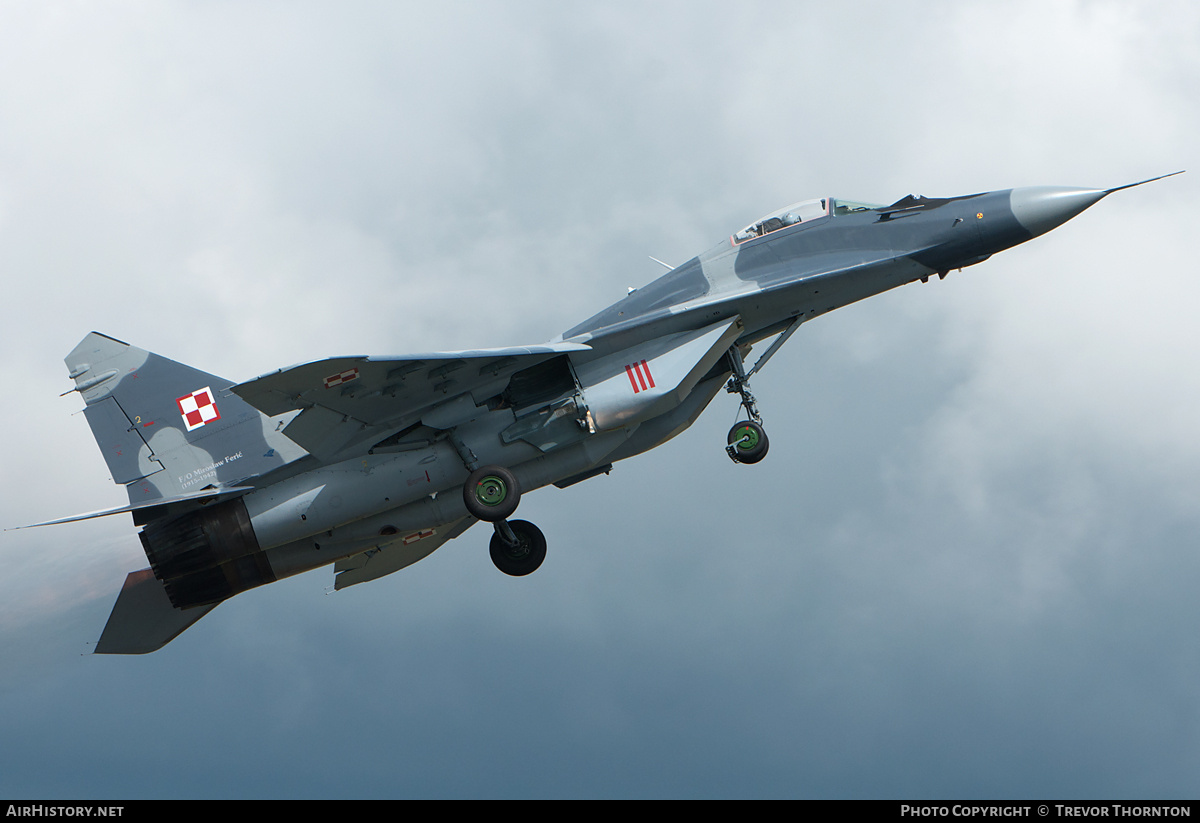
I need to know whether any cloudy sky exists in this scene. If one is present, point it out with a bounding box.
[1,1,1198,799]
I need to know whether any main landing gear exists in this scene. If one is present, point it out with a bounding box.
[489,519,547,577]
[463,465,547,576]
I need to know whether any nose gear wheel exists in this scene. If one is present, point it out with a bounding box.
[726,420,769,464]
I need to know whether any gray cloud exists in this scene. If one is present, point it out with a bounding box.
[1,0,1197,798]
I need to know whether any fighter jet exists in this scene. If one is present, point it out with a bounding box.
[35,172,1180,653]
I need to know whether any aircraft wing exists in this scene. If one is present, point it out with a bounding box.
[332,517,476,590]
[231,343,591,462]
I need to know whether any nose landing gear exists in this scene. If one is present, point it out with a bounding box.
[727,419,769,464]
[723,329,792,465]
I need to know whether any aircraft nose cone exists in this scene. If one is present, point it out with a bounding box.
[1009,186,1108,238]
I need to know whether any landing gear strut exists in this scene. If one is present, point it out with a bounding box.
[461,464,547,576]
[724,345,770,464]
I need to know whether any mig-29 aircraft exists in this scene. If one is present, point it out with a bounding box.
[35,173,1180,653]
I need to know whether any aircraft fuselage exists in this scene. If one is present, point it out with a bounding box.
[238,188,1073,587]
[50,176,1176,651]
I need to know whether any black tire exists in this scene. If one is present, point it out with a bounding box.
[727,420,769,464]
[463,465,521,522]
[490,520,547,577]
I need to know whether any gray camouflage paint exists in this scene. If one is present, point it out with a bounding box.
[67,333,306,506]
[59,181,1151,652]
[564,189,1039,347]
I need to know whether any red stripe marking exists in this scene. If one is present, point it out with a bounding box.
[626,364,640,393]
[640,360,655,389]
[633,362,648,391]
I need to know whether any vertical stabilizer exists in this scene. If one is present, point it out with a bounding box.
[66,333,307,507]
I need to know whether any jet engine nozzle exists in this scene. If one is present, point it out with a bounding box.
[140,498,273,609]
[1009,186,1107,239]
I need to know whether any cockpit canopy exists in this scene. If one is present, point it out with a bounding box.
[732,197,883,244]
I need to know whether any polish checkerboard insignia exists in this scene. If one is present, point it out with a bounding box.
[324,367,360,389]
[176,387,221,432]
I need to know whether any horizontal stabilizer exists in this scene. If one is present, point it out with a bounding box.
[95,569,217,654]
[17,487,254,529]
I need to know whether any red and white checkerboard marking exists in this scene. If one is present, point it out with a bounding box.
[324,367,359,389]
[176,387,221,432]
